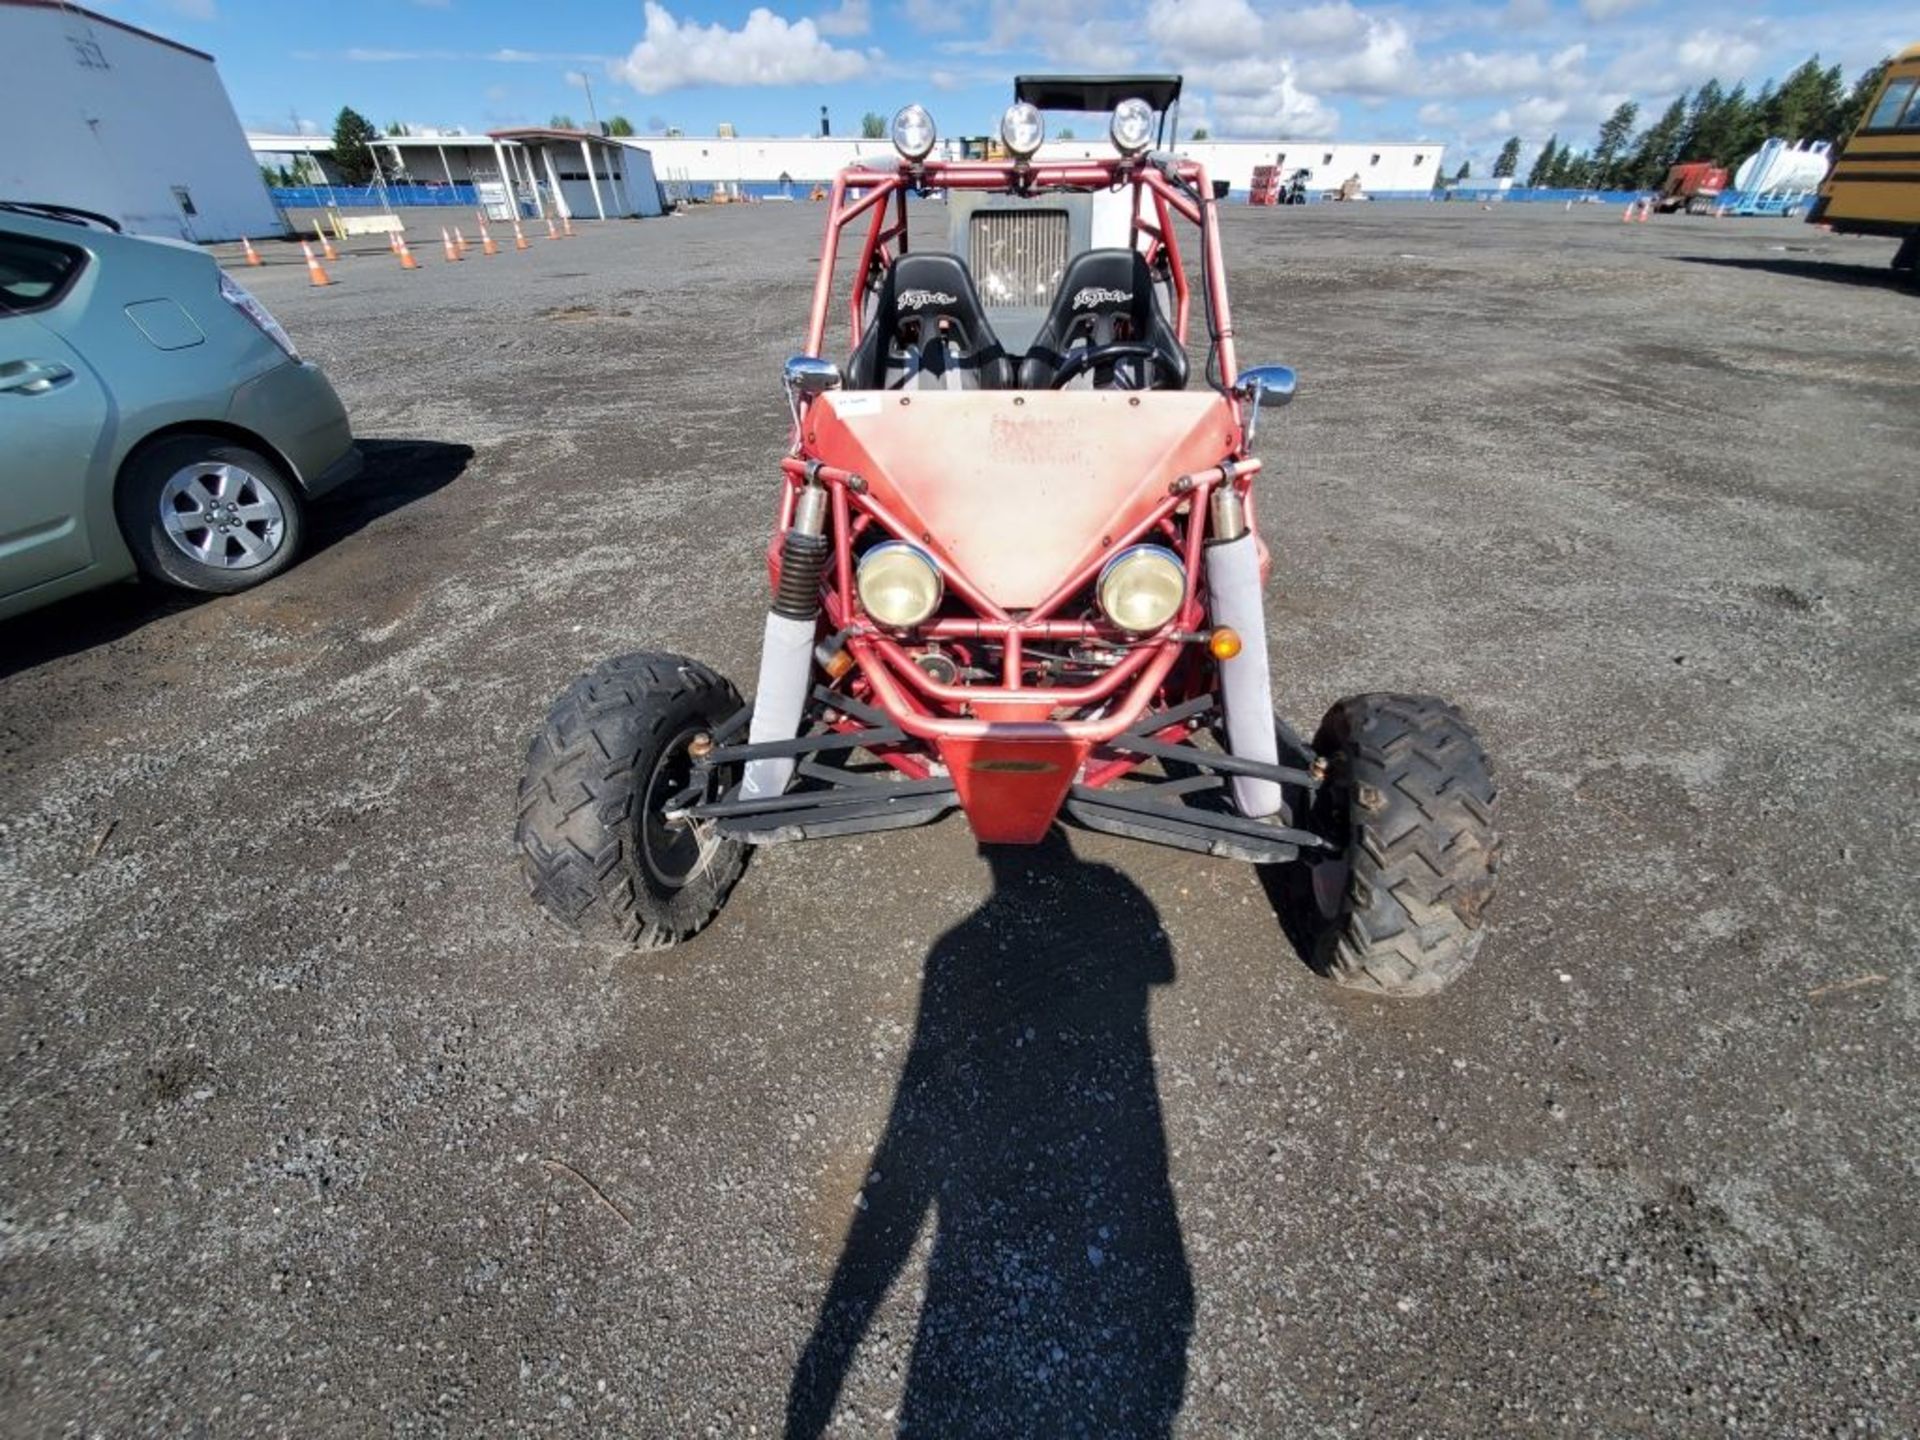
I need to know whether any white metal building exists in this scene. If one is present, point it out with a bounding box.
[0,0,281,240]
[487,129,662,220]
[247,130,664,220]
[633,134,1443,197]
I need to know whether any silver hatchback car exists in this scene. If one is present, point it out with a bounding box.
[0,201,359,622]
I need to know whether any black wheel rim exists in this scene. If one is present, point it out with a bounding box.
[640,727,712,888]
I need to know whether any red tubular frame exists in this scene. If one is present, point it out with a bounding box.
[785,154,1256,769]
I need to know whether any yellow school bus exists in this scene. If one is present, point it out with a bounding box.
[1812,44,1920,273]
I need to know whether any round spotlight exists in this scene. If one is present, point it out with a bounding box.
[857,541,943,628]
[1097,545,1186,634]
[999,101,1045,160]
[1110,96,1155,155]
[890,104,937,162]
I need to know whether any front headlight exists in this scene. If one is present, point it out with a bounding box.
[1110,97,1155,155]
[999,101,1045,159]
[891,104,937,162]
[857,541,943,628]
[1097,545,1185,633]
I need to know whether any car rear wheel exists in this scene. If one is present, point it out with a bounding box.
[116,434,305,594]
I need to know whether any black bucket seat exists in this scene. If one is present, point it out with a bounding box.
[847,252,1015,390]
[1017,248,1189,391]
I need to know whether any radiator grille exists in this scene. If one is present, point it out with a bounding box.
[968,209,1069,308]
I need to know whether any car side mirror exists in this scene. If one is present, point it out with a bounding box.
[1234,364,1297,407]
[784,355,843,397]
[1233,364,1296,447]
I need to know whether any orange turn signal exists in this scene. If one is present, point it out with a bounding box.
[1208,627,1243,661]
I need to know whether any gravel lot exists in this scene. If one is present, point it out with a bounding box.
[3,200,1916,1436]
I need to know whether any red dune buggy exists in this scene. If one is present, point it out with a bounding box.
[518,77,1500,995]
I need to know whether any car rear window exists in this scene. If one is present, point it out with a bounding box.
[0,231,85,314]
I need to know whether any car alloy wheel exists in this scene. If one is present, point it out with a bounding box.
[157,462,287,571]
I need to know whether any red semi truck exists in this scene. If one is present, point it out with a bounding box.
[1656,161,1730,213]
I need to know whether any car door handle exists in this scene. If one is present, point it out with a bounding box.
[0,360,75,395]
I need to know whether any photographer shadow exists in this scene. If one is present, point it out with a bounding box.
[787,832,1193,1438]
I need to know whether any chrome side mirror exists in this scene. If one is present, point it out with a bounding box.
[1232,364,1297,446]
[1234,364,1297,407]
[784,355,843,397]
[784,355,842,432]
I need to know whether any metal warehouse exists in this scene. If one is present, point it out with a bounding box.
[0,0,280,241]
[638,135,1443,197]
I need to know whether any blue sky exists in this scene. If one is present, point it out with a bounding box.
[112,0,1912,171]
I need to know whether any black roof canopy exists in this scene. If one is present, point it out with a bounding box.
[1014,74,1183,113]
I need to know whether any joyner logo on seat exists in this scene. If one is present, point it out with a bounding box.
[898,289,959,311]
[1073,286,1131,309]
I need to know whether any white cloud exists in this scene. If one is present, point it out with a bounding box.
[1279,2,1376,50]
[1418,101,1460,127]
[613,3,872,95]
[1426,42,1586,98]
[981,0,1138,70]
[815,0,871,37]
[1146,0,1262,63]
[902,0,966,33]
[1604,24,1767,94]
[1298,14,1416,95]
[1579,0,1644,19]
[1194,55,1339,138]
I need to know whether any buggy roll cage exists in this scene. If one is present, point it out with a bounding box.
[773,152,1264,751]
[800,152,1242,399]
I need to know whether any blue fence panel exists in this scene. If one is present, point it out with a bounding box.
[270,183,481,209]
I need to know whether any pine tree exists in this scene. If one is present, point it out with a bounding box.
[1592,101,1639,189]
[330,106,379,186]
[1526,134,1559,187]
[1493,135,1521,178]
[1625,94,1688,189]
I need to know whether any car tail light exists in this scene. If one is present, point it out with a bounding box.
[219,271,299,361]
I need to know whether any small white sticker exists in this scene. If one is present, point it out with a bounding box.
[833,394,882,417]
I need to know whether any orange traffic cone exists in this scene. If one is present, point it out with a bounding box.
[561,214,575,237]
[454,225,470,256]
[242,236,263,266]
[396,233,419,270]
[301,241,333,287]
[314,224,338,262]
[544,215,559,240]
[1637,199,1650,223]
[479,220,499,257]
[441,227,461,262]
[1622,202,1635,223]
[388,229,400,254]
[512,217,530,251]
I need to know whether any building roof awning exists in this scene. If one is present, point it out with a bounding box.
[487,128,626,148]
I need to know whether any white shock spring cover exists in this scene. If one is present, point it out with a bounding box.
[738,612,818,799]
[1204,532,1284,818]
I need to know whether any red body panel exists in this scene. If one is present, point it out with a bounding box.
[809,391,1235,611]
[940,734,1091,843]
